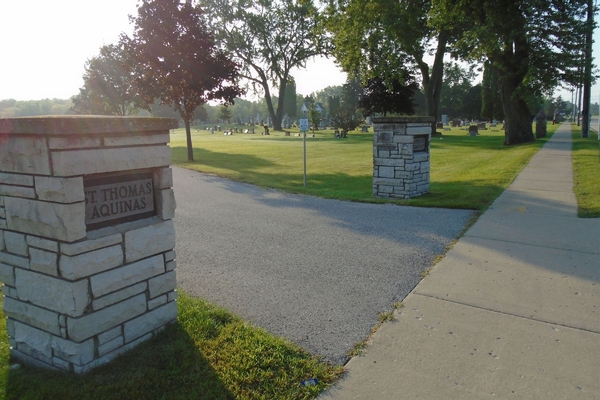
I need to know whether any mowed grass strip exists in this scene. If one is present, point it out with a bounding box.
[571,125,600,218]
[171,124,556,210]
[1,292,343,400]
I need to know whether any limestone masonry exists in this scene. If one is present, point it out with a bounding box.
[0,116,179,373]
[372,117,433,199]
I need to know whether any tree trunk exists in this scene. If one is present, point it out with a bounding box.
[498,74,534,146]
[272,78,288,131]
[417,30,448,136]
[184,118,194,161]
[264,76,287,131]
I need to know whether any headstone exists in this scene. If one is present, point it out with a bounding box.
[0,116,179,374]
[436,122,444,129]
[535,110,547,138]
[469,125,478,136]
[441,115,449,125]
[361,126,369,132]
[477,122,487,130]
[452,119,461,127]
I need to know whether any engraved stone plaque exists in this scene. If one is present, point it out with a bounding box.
[413,135,428,152]
[84,171,155,230]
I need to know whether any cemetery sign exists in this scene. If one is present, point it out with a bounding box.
[413,135,428,152]
[84,171,155,229]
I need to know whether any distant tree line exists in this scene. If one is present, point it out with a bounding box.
[0,98,73,118]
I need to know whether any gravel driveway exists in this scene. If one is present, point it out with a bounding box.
[173,166,474,365]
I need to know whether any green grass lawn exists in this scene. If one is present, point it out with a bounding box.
[0,292,343,400]
[171,124,557,211]
[571,125,600,218]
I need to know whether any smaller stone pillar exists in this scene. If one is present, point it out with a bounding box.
[0,116,179,373]
[372,117,433,199]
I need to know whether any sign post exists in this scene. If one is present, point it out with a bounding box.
[299,118,309,187]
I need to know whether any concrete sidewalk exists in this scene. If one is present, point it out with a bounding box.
[321,123,600,399]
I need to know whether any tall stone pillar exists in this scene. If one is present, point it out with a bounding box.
[372,117,433,199]
[0,116,179,373]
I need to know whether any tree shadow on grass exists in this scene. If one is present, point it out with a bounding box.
[171,147,276,172]
[5,323,234,400]
[247,132,375,144]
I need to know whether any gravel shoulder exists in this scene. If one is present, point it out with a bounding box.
[173,166,474,365]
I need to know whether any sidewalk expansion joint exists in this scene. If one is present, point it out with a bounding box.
[462,234,600,255]
[412,292,600,336]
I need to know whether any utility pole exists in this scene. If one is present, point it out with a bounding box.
[578,76,583,127]
[571,88,576,122]
[581,0,594,138]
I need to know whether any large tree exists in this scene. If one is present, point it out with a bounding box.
[326,0,455,135]
[431,0,591,145]
[124,0,242,161]
[201,0,330,130]
[72,43,145,116]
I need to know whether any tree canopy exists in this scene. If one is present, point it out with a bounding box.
[124,0,242,160]
[201,0,330,130]
[431,0,593,145]
[326,0,455,134]
[72,43,145,116]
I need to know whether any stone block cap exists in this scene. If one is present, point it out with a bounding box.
[372,117,435,123]
[0,116,179,135]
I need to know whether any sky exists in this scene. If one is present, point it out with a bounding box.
[0,0,346,102]
[0,1,598,103]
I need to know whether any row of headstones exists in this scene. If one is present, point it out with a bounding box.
[438,120,500,128]
[436,121,502,136]
[206,127,257,135]
[292,133,315,137]
[200,125,372,137]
